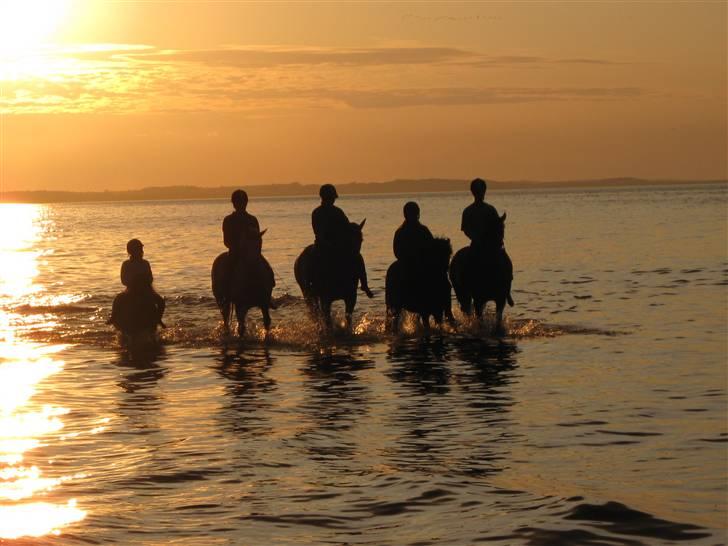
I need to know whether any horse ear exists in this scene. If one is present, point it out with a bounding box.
[359,218,366,229]
[260,229,267,237]
[501,212,507,221]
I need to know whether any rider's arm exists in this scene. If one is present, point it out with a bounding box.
[120,261,130,287]
[311,209,323,241]
[249,214,261,235]
[222,215,235,250]
[393,228,404,260]
[143,259,154,284]
[337,206,350,226]
[461,209,475,241]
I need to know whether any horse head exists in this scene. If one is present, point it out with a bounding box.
[484,212,506,249]
[497,212,506,243]
[348,219,365,254]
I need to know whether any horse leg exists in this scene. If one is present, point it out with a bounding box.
[434,310,444,328]
[387,306,400,334]
[474,299,485,322]
[345,297,355,332]
[235,304,247,338]
[305,293,318,318]
[444,301,456,324]
[421,314,431,334]
[459,293,472,316]
[220,302,232,334]
[321,299,333,333]
[261,306,271,336]
[494,299,506,337]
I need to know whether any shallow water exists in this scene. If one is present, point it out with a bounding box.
[0,185,726,544]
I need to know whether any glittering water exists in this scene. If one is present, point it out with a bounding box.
[0,185,725,544]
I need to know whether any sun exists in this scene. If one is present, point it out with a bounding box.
[0,0,71,57]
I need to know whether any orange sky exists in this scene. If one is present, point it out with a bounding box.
[1,1,726,191]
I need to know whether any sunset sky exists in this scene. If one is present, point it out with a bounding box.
[1,1,726,192]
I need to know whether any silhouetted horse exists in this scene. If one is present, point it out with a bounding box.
[211,229,275,337]
[449,213,514,334]
[386,237,454,333]
[294,219,367,331]
[109,287,164,343]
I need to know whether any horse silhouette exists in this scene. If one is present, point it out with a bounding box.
[385,237,454,333]
[211,229,275,337]
[449,212,514,334]
[109,287,164,344]
[294,219,367,331]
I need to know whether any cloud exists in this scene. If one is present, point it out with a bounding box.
[176,86,647,110]
[128,46,623,69]
[131,46,477,67]
[0,42,640,115]
[316,87,645,108]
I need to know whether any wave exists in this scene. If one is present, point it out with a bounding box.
[16,308,624,350]
[12,303,100,315]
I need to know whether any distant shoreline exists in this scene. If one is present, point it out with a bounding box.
[1,178,725,204]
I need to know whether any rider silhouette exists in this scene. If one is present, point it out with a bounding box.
[223,189,260,255]
[393,201,434,300]
[461,178,513,274]
[461,179,501,249]
[312,184,373,298]
[113,238,165,326]
[393,201,434,265]
[222,189,275,305]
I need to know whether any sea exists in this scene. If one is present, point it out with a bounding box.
[0,184,726,545]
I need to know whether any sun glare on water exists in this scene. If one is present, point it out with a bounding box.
[0,204,87,538]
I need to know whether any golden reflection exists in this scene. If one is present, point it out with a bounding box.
[0,204,42,306]
[0,500,86,539]
[0,204,86,538]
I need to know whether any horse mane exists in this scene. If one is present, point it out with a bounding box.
[432,236,452,256]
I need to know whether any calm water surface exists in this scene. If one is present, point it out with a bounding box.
[0,185,725,544]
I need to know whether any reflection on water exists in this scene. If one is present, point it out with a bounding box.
[0,190,723,543]
[0,204,86,539]
[215,347,276,435]
[385,336,519,478]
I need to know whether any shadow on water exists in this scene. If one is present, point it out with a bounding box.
[298,348,375,461]
[385,334,520,477]
[214,346,276,435]
[113,342,168,437]
[115,343,168,397]
[387,334,453,395]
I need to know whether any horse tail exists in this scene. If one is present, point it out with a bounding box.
[449,248,472,313]
[507,293,514,307]
[211,252,229,307]
[385,261,400,309]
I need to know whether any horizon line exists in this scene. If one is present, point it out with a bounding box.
[1,177,725,205]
